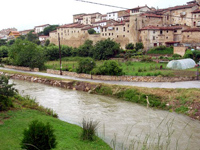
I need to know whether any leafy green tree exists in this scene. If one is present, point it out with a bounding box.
[0,46,9,58]
[61,45,73,57]
[45,39,50,46]
[43,25,59,36]
[21,120,57,150]
[93,38,120,60]
[0,39,7,46]
[135,42,144,51]
[9,39,46,69]
[0,75,17,111]
[92,60,124,76]
[77,58,96,74]
[45,45,59,60]
[125,43,134,50]
[77,40,93,57]
[26,31,40,45]
[88,28,96,34]
[7,39,15,46]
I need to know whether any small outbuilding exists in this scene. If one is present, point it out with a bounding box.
[166,58,196,70]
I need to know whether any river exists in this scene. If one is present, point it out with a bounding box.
[11,79,200,150]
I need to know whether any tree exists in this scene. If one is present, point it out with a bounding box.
[0,39,6,46]
[0,46,9,58]
[21,120,57,150]
[26,31,40,45]
[77,58,96,74]
[9,39,46,69]
[45,39,50,46]
[77,40,93,57]
[43,25,59,36]
[7,39,15,46]
[125,43,134,50]
[93,38,120,60]
[61,45,73,57]
[0,75,17,111]
[135,42,144,51]
[88,28,96,34]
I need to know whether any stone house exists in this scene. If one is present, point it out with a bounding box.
[182,28,200,47]
[19,29,33,35]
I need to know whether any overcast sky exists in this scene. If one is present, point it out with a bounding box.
[1,0,190,31]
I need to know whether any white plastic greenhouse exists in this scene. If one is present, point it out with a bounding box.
[166,58,196,70]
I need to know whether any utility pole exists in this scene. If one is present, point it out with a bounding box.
[58,33,62,75]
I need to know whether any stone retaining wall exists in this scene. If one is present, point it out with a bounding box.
[47,69,195,82]
[4,65,39,72]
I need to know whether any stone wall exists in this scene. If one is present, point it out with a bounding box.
[47,69,195,82]
[174,46,186,56]
[4,65,39,72]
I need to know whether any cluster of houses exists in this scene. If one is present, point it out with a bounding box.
[49,0,200,50]
[0,24,50,43]
[1,0,200,51]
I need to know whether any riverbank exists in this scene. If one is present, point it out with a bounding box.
[1,70,200,121]
[0,95,111,150]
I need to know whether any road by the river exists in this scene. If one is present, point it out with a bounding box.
[1,67,200,89]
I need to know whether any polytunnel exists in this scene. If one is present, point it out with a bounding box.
[166,58,196,70]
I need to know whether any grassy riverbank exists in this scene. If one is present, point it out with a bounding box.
[0,95,111,150]
[1,69,200,120]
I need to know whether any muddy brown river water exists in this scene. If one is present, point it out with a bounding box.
[11,79,200,150]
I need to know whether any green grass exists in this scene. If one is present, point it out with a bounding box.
[45,58,172,77]
[0,110,111,150]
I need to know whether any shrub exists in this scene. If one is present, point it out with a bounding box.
[147,46,173,54]
[172,54,182,58]
[0,95,13,111]
[76,58,96,74]
[125,43,134,50]
[88,28,96,34]
[92,60,124,76]
[81,118,99,141]
[21,120,57,150]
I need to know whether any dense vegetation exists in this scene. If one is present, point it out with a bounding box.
[147,46,173,55]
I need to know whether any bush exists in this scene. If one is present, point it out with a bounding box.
[172,54,182,59]
[147,46,173,54]
[0,46,9,58]
[88,29,96,34]
[81,118,99,141]
[21,120,57,150]
[125,43,134,50]
[92,60,124,76]
[76,58,96,74]
[0,75,17,111]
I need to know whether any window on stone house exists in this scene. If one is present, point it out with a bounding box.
[112,33,114,35]
[153,36,155,40]
[109,33,110,36]
[117,35,119,38]
[160,30,163,34]
[123,27,125,31]
[174,30,177,33]
[167,30,168,33]
[128,24,129,27]
[105,33,107,36]
[153,30,155,34]
[127,30,129,33]
[187,35,189,38]
[102,33,104,36]
[195,15,196,18]
[123,35,125,37]
[116,27,118,31]
[166,37,168,39]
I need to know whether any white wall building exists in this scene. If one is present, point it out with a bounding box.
[34,24,50,33]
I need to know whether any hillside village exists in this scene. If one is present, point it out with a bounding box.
[49,0,200,50]
[1,0,200,51]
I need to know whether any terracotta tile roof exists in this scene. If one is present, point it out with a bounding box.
[34,24,50,28]
[140,25,182,31]
[141,13,163,18]
[182,28,200,32]
[192,9,200,13]
[50,30,57,33]
[81,26,95,30]
[165,41,180,44]
[8,31,21,36]
[168,3,197,11]
[58,23,85,29]
[129,5,149,10]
